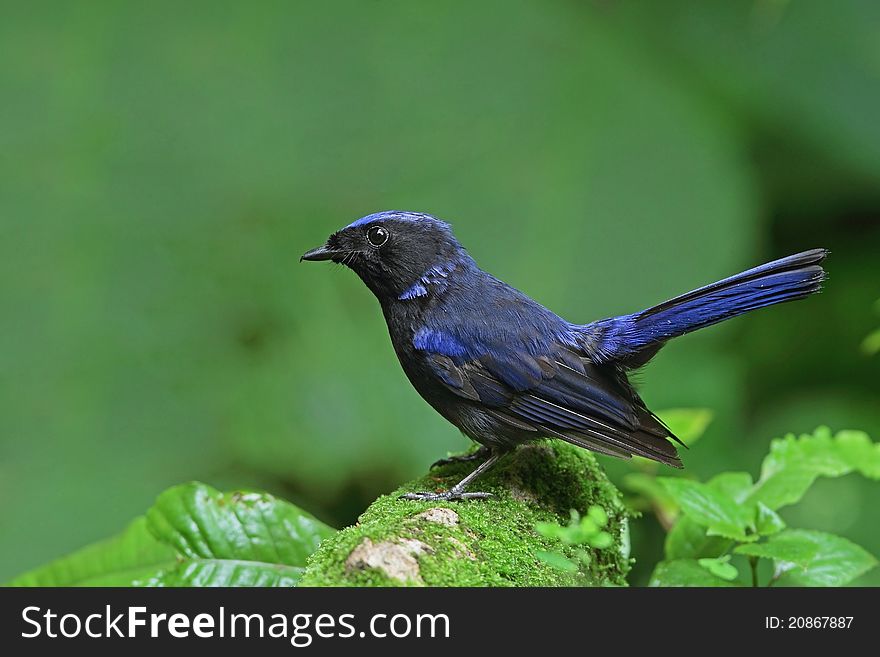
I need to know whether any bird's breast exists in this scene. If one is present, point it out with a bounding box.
[382,305,465,414]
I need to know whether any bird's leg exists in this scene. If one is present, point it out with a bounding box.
[400,450,502,501]
[430,445,491,469]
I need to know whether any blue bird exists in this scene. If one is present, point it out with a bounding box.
[302,211,827,501]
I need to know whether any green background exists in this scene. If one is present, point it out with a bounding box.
[1,0,878,585]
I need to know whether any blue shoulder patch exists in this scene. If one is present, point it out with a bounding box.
[413,327,468,358]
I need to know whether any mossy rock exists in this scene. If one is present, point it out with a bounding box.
[299,440,630,586]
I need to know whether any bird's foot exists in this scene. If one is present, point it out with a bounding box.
[404,449,501,501]
[399,490,494,502]
[430,446,490,469]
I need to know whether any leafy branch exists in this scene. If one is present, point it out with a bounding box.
[645,427,879,586]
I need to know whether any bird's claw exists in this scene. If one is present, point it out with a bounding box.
[399,490,494,502]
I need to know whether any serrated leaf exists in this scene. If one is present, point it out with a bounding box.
[664,516,731,560]
[8,517,178,586]
[655,408,714,444]
[659,478,753,540]
[649,559,737,587]
[761,427,851,478]
[9,482,336,587]
[835,430,880,479]
[735,529,878,587]
[754,502,786,536]
[747,427,880,510]
[698,556,739,581]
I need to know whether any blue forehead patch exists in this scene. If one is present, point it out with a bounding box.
[346,210,450,231]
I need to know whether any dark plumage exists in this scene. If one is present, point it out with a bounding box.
[302,211,827,500]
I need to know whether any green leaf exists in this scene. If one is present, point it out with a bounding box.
[754,502,786,536]
[141,483,336,586]
[535,550,579,573]
[587,505,609,527]
[589,532,614,549]
[622,472,679,518]
[534,506,614,549]
[861,327,880,356]
[706,471,753,503]
[747,427,880,510]
[655,408,714,445]
[659,478,753,540]
[9,482,336,587]
[835,430,880,479]
[8,517,177,586]
[698,556,739,581]
[735,530,878,587]
[649,559,737,587]
[534,522,567,542]
[664,516,731,560]
[662,472,753,560]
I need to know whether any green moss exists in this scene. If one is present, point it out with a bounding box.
[300,440,630,587]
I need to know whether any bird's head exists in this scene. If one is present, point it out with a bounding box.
[302,211,472,302]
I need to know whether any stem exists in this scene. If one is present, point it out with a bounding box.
[749,556,759,587]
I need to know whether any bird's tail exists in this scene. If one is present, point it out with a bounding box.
[587,249,828,367]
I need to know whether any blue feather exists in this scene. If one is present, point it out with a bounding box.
[399,283,428,300]
[584,249,827,364]
[413,327,469,358]
[347,210,451,230]
[399,262,458,300]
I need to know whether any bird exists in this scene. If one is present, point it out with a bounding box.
[301,211,827,501]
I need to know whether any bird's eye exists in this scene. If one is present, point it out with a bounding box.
[367,225,390,248]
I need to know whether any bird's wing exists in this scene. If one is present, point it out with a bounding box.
[419,323,682,467]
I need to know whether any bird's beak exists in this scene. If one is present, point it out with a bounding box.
[300,243,338,262]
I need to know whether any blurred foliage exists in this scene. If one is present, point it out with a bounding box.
[535,506,616,576]
[536,506,613,549]
[862,300,880,356]
[623,407,715,528]
[647,427,879,587]
[9,482,335,586]
[0,1,877,584]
